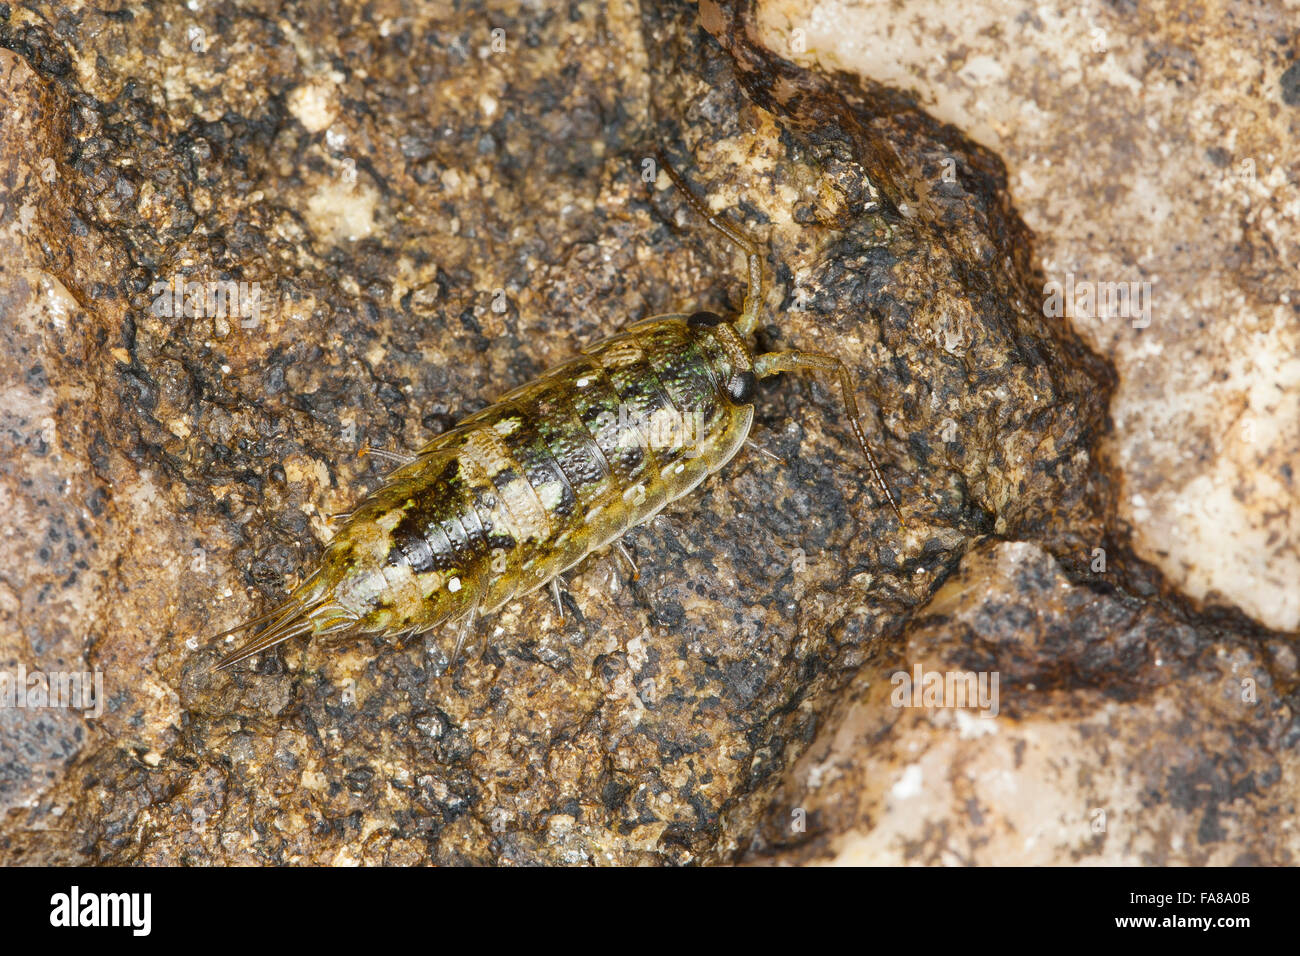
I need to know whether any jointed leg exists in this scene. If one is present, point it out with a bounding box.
[451,601,478,666]
[549,576,566,621]
[753,349,904,524]
[745,438,786,465]
[613,540,640,582]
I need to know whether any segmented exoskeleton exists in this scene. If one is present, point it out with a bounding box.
[212,153,902,670]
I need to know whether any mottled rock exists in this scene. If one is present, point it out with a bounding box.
[768,0,1300,632]
[739,540,1299,865]
[0,0,1286,868]
[0,47,113,818]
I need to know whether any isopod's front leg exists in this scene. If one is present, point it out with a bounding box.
[753,349,904,523]
[744,438,786,465]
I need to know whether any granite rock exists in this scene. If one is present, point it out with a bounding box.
[0,0,1287,866]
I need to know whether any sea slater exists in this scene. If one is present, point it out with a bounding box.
[213,153,902,671]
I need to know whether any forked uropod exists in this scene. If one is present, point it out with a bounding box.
[211,152,903,671]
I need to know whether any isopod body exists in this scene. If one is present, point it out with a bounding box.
[213,156,901,670]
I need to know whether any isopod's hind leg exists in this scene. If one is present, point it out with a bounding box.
[753,349,905,524]
[326,449,419,522]
[613,540,640,582]
[549,576,567,622]
[360,441,432,486]
[359,442,417,468]
[449,602,479,668]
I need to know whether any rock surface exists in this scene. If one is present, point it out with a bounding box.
[760,0,1300,633]
[0,0,1291,865]
[741,540,1299,865]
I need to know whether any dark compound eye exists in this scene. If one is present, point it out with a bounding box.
[726,369,757,404]
[688,310,725,329]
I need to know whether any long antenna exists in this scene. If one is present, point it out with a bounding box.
[655,149,765,336]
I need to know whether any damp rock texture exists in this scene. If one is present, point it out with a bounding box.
[762,0,1300,634]
[0,0,1287,865]
[741,539,1300,865]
